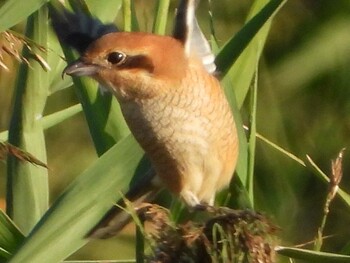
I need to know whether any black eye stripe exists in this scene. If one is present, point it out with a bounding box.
[118,55,154,73]
[107,52,126,65]
[105,52,154,73]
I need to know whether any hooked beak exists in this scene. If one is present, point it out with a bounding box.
[62,59,100,78]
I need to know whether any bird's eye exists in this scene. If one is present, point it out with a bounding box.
[107,51,126,65]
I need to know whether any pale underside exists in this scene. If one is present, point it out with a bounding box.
[116,61,238,206]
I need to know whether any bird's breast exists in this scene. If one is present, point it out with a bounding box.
[119,67,238,199]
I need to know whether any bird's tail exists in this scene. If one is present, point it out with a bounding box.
[88,169,160,239]
[49,2,118,55]
[88,188,157,239]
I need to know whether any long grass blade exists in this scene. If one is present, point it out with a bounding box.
[246,66,259,205]
[0,105,82,142]
[0,210,24,260]
[213,0,286,189]
[276,246,350,262]
[6,7,49,235]
[42,104,82,129]
[216,0,286,108]
[50,1,130,155]
[61,47,129,156]
[305,155,350,207]
[9,135,150,262]
[251,130,350,207]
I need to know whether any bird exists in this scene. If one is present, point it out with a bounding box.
[50,0,239,238]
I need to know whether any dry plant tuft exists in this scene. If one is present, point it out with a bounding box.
[329,148,345,201]
[0,31,50,71]
[0,141,48,168]
[137,204,277,263]
[314,148,346,250]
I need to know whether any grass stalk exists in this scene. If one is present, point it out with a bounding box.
[247,67,259,206]
[314,149,345,251]
[152,0,170,35]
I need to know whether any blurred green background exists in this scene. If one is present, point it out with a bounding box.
[1,0,350,261]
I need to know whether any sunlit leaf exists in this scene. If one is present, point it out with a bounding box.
[0,0,49,32]
[6,7,49,235]
[0,210,25,260]
[277,246,350,262]
[9,135,149,262]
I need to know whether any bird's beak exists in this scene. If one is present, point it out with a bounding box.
[62,59,100,78]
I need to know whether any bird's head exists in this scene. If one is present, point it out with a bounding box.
[63,32,188,101]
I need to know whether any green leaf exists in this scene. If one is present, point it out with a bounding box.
[152,0,170,35]
[216,0,286,108]
[0,247,11,262]
[0,105,82,142]
[50,0,130,155]
[0,0,49,32]
[0,210,25,260]
[6,7,49,235]
[41,104,82,129]
[122,0,139,31]
[62,48,130,156]
[47,29,72,94]
[246,68,259,206]
[276,246,350,262]
[9,135,149,262]
[85,0,122,22]
[213,0,286,189]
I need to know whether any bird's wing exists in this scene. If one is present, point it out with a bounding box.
[173,0,216,74]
